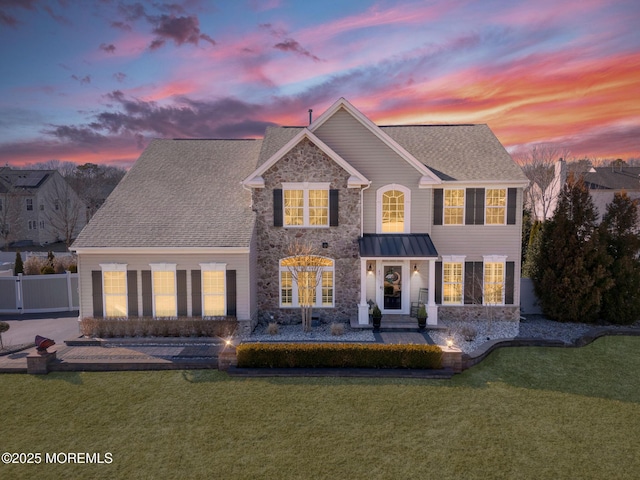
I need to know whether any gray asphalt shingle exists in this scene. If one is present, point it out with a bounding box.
[72,139,261,248]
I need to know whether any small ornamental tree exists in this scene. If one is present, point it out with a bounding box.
[599,191,640,324]
[14,250,23,275]
[283,240,327,332]
[532,174,612,323]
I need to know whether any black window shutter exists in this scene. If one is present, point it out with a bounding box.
[507,188,517,225]
[273,189,283,227]
[475,189,485,225]
[177,270,187,316]
[191,270,202,316]
[433,189,443,225]
[91,271,103,318]
[505,261,515,304]
[329,189,339,226]
[435,261,442,304]
[127,270,138,317]
[141,270,152,317]
[464,262,483,304]
[465,188,475,225]
[226,270,237,316]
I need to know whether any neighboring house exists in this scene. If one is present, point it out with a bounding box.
[527,161,640,222]
[72,98,528,331]
[581,165,640,221]
[0,168,87,249]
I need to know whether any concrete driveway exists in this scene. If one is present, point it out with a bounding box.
[0,311,80,348]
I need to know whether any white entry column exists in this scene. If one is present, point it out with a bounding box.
[358,257,369,324]
[427,258,438,325]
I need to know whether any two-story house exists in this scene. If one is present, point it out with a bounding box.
[0,168,87,248]
[72,98,528,332]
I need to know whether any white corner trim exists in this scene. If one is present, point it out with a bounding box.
[242,128,369,187]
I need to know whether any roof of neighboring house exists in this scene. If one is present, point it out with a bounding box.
[256,124,526,183]
[582,167,640,191]
[72,139,262,249]
[0,168,55,189]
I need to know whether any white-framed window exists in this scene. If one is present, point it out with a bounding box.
[200,263,226,316]
[39,202,44,211]
[442,255,465,304]
[444,189,464,225]
[150,263,177,318]
[485,189,506,225]
[282,182,329,227]
[39,220,44,229]
[483,255,507,305]
[28,220,36,230]
[377,184,411,233]
[279,256,334,308]
[100,263,128,318]
[26,198,33,211]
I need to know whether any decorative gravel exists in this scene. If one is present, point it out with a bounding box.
[239,323,376,343]
[239,316,640,355]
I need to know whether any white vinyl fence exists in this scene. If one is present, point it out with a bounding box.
[0,272,79,314]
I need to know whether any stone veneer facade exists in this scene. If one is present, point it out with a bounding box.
[438,306,520,322]
[253,138,361,325]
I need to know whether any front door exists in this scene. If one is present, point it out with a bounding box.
[383,265,402,311]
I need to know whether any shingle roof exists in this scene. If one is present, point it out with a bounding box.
[256,124,526,183]
[583,167,640,191]
[72,139,262,249]
[257,126,302,166]
[381,125,527,182]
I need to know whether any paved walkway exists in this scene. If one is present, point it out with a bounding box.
[0,330,436,374]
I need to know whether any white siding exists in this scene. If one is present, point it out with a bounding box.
[77,252,251,320]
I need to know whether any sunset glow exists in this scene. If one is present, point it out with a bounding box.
[1,0,638,168]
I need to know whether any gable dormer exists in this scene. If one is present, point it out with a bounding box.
[310,98,441,188]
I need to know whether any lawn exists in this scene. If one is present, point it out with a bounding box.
[1,336,639,479]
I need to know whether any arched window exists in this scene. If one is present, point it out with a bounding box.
[377,184,411,233]
[279,256,334,308]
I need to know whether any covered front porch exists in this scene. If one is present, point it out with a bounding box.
[357,234,439,326]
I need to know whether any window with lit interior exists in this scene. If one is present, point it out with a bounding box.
[283,183,328,227]
[100,264,127,317]
[200,263,226,316]
[279,257,334,307]
[485,189,506,225]
[150,264,177,318]
[444,189,464,225]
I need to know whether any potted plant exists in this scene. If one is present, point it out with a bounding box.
[417,304,427,331]
[371,304,382,332]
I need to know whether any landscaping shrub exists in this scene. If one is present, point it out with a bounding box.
[330,323,345,336]
[79,317,237,338]
[13,251,23,275]
[266,322,279,335]
[236,343,443,369]
[23,256,45,275]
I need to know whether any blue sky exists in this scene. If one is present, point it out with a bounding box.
[1,0,639,167]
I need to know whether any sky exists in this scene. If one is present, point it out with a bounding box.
[1,0,639,168]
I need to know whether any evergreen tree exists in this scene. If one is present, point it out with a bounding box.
[599,192,640,324]
[521,208,532,267]
[532,174,612,323]
[522,221,542,278]
[14,250,23,275]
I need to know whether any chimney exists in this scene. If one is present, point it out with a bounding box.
[308,109,313,125]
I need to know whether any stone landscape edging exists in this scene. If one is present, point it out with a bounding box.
[462,326,640,370]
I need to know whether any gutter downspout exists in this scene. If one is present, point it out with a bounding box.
[360,181,372,237]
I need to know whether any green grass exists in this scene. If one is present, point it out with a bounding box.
[1,336,639,479]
